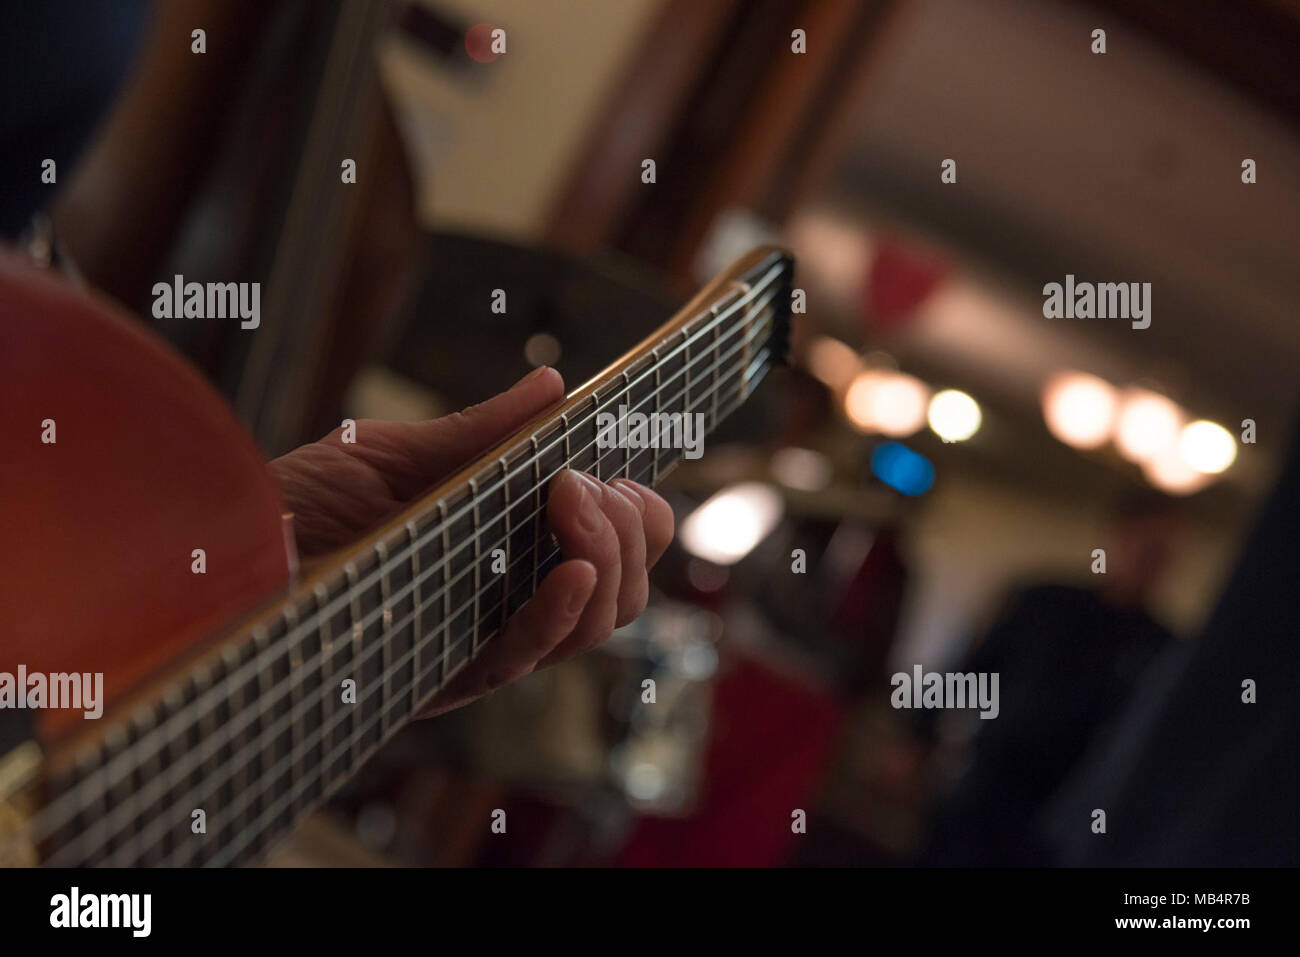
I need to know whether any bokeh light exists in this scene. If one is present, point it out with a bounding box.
[1041,372,1117,450]
[1143,445,1212,496]
[806,336,862,393]
[680,482,784,565]
[928,389,981,442]
[871,442,935,496]
[1114,388,1183,464]
[1179,420,1236,474]
[770,447,833,491]
[845,370,929,437]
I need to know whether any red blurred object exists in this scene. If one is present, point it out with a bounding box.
[465,23,500,63]
[861,239,947,330]
[830,525,909,693]
[0,249,290,738]
[616,651,842,867]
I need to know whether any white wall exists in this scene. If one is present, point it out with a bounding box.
[381,0,661,238]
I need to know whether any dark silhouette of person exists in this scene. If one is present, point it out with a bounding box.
[1044,419,1300,866]
[919,494,1182,865]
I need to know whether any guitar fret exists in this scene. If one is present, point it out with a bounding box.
[345,563,363,768]
[132,705,164,864]
[741,304,754,401]
[470,478,482,659]
[151,684,183,863]
[120,723,144,863]
[562,412,572,469]
[711,315,722,429]
[75,749,107,866]
[300,599,329,809]
[683,326,692,414]
[145,710,171,858]
[211,648,241,856]
[498,458,511,634]
[651,347,662,484]
[313,582,340,784]
[530,435,542,593]
[101,725,129,862]
[375,541,393,739]
[438,500,451,692]
[181,665,220,862]
[621,370,633,477]
[406,520,421,713]
[284,603,306,821]
[34,251,793,869]
[591,393,602,481]
[193,664,219,791]
[249,623,273,862]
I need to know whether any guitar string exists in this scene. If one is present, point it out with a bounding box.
[84,271,780,791]
[231,264,782,645]
[40,259,788,863]
[84,361,773,868]
[34,334,772,862]
[39,351,758,862]
[198,543,566,867]
[34,303,774,841]
[31,283,780,841]
[110,352,779,868]
[76,354,776,867]
[245,265,782,643]
[201,358,782,868]
[35,338,777,859]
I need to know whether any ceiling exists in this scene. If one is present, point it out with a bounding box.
[799,0,1300,499]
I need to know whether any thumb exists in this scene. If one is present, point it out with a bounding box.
[409,366,565,479]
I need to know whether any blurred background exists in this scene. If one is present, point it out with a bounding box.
[10,0,1298,865]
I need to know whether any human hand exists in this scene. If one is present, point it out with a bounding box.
[268,367,674,716]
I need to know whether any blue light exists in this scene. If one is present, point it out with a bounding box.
[871,442,934,496]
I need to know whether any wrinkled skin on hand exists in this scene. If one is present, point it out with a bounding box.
[268,367,674,716]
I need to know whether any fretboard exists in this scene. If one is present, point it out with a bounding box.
[32,247,794,866]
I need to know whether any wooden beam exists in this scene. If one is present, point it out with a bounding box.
[542,0,740,255]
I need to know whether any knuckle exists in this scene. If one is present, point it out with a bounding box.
[605,482,638,513]
[612,479,647,514]
[590,525,622,566]
[443,410,472,432]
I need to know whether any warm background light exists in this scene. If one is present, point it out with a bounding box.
[845,370,929,437]
[679,482,784,566]
[806,336,862,393]
[1143,445,1212,496]
[844,370,887,432]
[928,389,981,442]
[770,447,833,491]
[1179,420,1236,474]
[1041,372,1117,450]
[1114,388,1182,464]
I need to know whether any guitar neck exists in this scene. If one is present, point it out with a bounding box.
[30,247,794,866]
